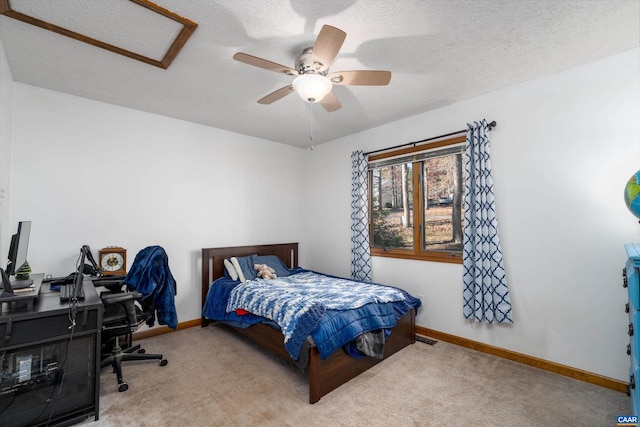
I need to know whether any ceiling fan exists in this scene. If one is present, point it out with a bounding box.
[233,25,391,112]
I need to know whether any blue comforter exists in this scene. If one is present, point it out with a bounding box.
[202,268,421,361]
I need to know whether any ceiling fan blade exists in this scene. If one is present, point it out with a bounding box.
[233,52,298,76]
[329,70,392,86]
[310,25,346,70]
[257,85,295,104]
[319,91,342,112]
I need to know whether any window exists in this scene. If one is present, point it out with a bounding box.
[368,135,466,264]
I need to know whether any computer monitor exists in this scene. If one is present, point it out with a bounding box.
[7,221,31,277]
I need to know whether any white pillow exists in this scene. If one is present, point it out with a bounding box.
[224,258,238,281]
[230,257,246,283]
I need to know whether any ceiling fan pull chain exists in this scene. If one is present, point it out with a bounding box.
[308,103,315,150]
[308,102,314,142]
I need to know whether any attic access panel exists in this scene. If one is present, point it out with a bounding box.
[0,0,197,69]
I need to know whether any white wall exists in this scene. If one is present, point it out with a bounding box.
[9,84,308,322]
[0,36,13,261]
[304,48,640,381]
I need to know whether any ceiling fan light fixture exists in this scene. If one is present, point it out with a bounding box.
[292,73,332,103]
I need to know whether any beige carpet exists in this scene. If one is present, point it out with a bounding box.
[87,326,629,427]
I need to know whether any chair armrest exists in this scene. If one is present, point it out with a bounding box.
[104,283,126,293]
[101,291,143,328]
[101,291,143,305]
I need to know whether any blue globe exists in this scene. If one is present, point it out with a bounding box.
[624,170,640,220]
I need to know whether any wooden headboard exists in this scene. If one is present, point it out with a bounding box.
[200,243,298,325]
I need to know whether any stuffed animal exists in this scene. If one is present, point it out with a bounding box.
[254,263,277,279]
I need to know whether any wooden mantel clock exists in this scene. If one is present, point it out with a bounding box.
[99,247,127,276]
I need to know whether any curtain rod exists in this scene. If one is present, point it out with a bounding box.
[364,120,497,156]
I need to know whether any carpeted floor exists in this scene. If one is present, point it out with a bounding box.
[87,326,629,426]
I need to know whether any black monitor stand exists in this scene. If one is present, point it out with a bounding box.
[0,268,40,313]
[0,269,33,295]
[10,276,34,288]
[0,268,14,298]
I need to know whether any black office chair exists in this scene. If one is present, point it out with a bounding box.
[100,283,168,392]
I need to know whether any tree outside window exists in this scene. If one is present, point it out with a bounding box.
[368,135,465,264]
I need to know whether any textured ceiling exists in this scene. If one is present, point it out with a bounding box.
[1,0,639,148]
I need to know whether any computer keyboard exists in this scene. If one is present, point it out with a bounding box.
[59,284,85,301]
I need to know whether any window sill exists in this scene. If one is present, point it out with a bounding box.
[371,249,463,264]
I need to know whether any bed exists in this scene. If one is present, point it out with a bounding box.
[200,242,419,403]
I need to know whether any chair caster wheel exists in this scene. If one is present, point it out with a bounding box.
[160,359,168,366]
[138,349,146,354]
[118,382,129,392]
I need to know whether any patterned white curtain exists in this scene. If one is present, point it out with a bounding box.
[462,120,513,323]
[351,150,372,281]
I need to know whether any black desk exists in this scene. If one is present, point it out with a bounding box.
[0,274,103,427]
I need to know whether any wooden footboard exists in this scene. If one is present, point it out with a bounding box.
[218,309,415,403]
[201,243,416,403]
[307,308,415,403]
